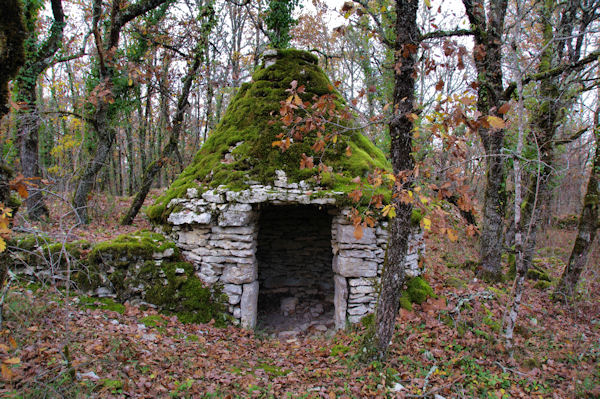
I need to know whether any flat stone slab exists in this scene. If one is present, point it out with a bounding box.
[333,255,377,277]
[168,211,212,225]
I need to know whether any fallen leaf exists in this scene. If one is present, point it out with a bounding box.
[487,115,505,129]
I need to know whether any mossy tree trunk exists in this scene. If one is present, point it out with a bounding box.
[121,4,216,226]
[370,0,418,360]
[461,0,509,282]
[13,0,65,221]
[0,0,25,120]
[72,0,171,224]
[555,105,600,300]
[0,0,25,320]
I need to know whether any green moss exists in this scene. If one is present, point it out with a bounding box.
[79,296,125,314]
[257,362,291,377]
[330,344,350,357]
[148,49,391,224]
[143,261,229,326]
[100,379,123,392]
[7,194,21,214]
[483,315,501,332]
[360,312,375,328]
[11,233,52,252]
[507,252,516,279]
[527,267,551,282]
[534,280,552,290]
[474,329,490,340]
[9,235,90,270]
[399,276,436,311]
[446,277,467,289]
[140,314,166,328]
[88,230,178,265]
[410,208,423,226]
[186,334,199,342]
[399,295,413,311]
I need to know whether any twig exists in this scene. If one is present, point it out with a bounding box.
[494,361,529,376]
[422,364,438,392]
[0,270,15,329]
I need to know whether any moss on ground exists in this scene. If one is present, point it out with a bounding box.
[79,296,126,314]
[399,276,436,311]
[507,256,552,283]
[147,49,391,224]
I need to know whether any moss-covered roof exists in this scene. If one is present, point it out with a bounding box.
[148,49,390,224]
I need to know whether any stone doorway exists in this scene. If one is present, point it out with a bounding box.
[256,205,335,337]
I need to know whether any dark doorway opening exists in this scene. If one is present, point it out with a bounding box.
[256,205,334,337]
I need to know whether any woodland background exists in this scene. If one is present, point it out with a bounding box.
[0,0,599,397]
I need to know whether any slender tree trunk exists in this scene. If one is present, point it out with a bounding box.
[369,0,418,360]
[125,124,135,195]
[140,82,152,176]
[504,18,526,352]
[73,102,116,222]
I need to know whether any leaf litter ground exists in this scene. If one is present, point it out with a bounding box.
[3,197,600,398]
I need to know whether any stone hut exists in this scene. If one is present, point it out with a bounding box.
[148,49,424,331]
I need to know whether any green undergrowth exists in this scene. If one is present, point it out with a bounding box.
[147,49,391,224]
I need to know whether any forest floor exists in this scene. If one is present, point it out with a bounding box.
[2,194,600,398]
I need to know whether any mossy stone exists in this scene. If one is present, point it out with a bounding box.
[148,49,391,224]
[142,261,229,326]
[88,230,178,265]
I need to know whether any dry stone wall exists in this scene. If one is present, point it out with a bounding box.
[165,171,424,329]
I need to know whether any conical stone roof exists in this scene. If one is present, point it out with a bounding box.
[148,49,390,224]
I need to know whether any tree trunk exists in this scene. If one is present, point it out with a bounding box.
[461,0,509,281]
[368,0,418,360]
[0,0,25,119]
[13,0,65,220]
[72,102,116,223]
[16,84,49,219]
[125,123,135,195]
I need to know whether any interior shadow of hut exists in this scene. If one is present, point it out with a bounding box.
[255,205,334,335]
